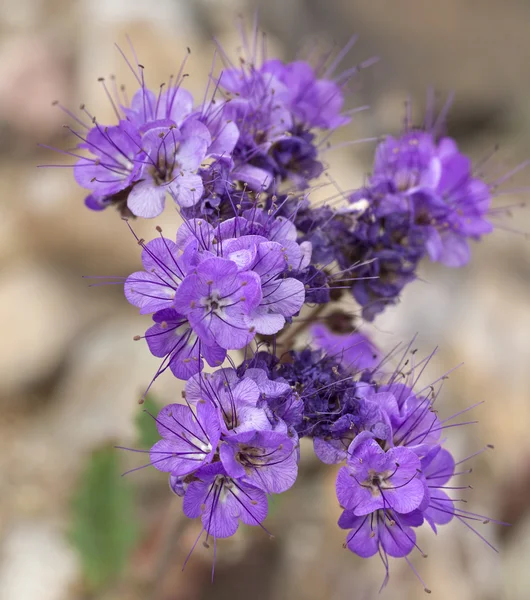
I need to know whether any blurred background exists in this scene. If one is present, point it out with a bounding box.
[1,0,530,598]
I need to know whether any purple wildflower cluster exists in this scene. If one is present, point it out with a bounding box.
[151,368,298,539]
[125,213,309,383]
[286,109,497,319]
[254,341,498,590]
[63,36,354,221]
[49,22,516,591]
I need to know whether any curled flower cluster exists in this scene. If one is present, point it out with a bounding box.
[49,23,515,591]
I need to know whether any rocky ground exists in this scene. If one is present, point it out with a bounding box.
[1,1,530,599]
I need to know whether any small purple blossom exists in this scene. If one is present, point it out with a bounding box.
[74,120,141,199]
[183,463,268,538]
[338,509,417,559]
[336,433,426,516]
[173,256,262,350]
[220,429,298,494]
[372,129,493,267]
[311,323,381,371]
[185,369,273,435]
[126,120,211,217]
[144,308,225,380]
[173,216,308,336]
[150,402,220,476]
[64,63,214,217]
[124,235,187,315]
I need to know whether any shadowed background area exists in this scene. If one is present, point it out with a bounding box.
[0,1,529,599]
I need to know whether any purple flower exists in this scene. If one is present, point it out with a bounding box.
[371,131,437,190]
[182,462,268,538]
[150,402,220,476]
[278,100,497,319]
[173,256,262,350]
[214,45,351,194]
[270,134,323,189]
[260,59,350,130]
[127,120,211,217]
[59,57,220,218]
[220,429,298,493]
[311,323,381,371]
[336,433,426,516]
[371,127,493,268]
[124,235,188,315]
[338,509,417,559]
[144,309,225,380]
[173,217,308,337]
[376,382,442,450]
[313,394,391,465]
[185,369,273,435]
[74,120,142,198]
[122,87,194,129]
[242,367,304,432]
[420,445,456,532]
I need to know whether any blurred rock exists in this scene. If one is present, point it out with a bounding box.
[43,315,184,471]
[22,161,186,275]
[0,34,68,146]
[0,519,80,600]
[502,514,530,600]
[0,260,81,400]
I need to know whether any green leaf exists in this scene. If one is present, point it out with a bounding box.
[69,445,139,591]
[135,395,162,449]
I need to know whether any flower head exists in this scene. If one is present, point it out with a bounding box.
[338,509,417,560]
[336,433,426,516]
[371,126,493,268]
[173,256,262,350]
[186,368,272,435]
[183,463,268,538]
[150,402,220,476]
[126,120,211,217]
[311,322,380,371]
[220,429,298,494]
[144,308,225,380]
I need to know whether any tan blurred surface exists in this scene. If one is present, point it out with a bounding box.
[0,1,529,599]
